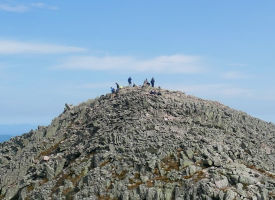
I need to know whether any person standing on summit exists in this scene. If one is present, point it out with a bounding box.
[115,82,119,89]
[151,77,155,87]
[128,77,132,86]
[115,82,120,92]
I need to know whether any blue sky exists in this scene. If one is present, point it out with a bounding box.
[0,0,275,135]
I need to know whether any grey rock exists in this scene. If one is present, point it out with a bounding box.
[122,191,129,200]
[185,149,194,160]
[0,86,274,200]
[180,158,193,168]
[55,158,66,176]
[225,190,236,200]
[164,187,173,200]
[203,159,213,167]
[146,188,156,200]
[44,164,54,180]
[239,175,257,185]
[260,188,269,200]
[215,177,228,188]
[186,165,197,176]
[140,175,149,183]
[230,174,239,184]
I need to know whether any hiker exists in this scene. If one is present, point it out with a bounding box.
[115,82,120,93]
[110,87,116,98]
[143,79,148,86]
[150,90,157,95]
[128,77,132,85]
[143,78,150,87]
[151,77,155,87]
[115,82,120,89]
[110,87,115,94]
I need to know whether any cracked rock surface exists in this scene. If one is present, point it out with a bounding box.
[0,86,275,200]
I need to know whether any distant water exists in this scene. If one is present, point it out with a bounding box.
[0,135,14,143]
[0,124,38,143]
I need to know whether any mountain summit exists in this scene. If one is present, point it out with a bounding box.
[0,86,274,200]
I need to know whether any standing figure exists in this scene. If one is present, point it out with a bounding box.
[115,82,120,89]
[115,82,120,92]
[151,77,155,87]
[128,77,132,85]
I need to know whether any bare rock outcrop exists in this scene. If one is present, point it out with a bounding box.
[0,86,274,200]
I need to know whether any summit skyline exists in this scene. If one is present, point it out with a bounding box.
[0,0,274,129]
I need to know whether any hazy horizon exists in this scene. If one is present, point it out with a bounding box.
[1,1,274,133]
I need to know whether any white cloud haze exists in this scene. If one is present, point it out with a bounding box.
[0,40,86,54]
[0,2,58,12]
[0,4,28,12]
[54,54,205,74]
[30,2,58,10]
[222,71,250,80]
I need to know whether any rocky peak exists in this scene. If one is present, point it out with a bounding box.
[0,86,274,199]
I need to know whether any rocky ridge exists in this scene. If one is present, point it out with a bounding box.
[0,86,275,200]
